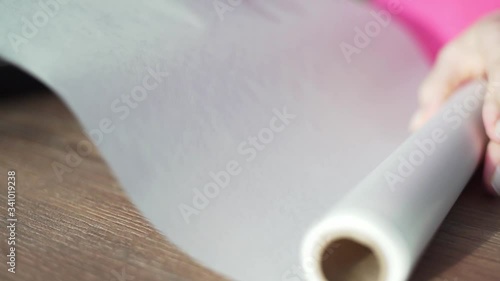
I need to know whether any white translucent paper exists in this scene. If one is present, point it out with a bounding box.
[0,1,485,280]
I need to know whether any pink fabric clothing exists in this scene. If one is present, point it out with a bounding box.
[372,0,500,61]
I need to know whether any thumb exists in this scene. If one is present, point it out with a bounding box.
[411,31,484,131]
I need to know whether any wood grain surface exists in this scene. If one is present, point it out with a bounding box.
[0,91,499,281]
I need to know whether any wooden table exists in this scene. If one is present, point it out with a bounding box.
[0,90,499,281]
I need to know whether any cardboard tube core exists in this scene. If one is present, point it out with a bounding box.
[320,238,381,281]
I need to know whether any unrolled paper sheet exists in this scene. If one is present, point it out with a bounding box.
[0,1,486,280]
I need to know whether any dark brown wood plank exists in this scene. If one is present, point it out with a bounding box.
[0,91,224,281]
[411,171,500,281]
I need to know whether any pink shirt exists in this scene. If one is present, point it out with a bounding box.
[372,0,500,61]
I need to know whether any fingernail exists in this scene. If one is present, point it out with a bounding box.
[489,166,500,196]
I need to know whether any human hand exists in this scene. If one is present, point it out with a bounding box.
[409,11,500,196]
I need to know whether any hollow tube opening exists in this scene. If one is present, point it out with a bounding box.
[320,238,382,281]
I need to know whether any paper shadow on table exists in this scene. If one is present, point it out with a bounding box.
[410,166,500,280]
[0,63,47,95]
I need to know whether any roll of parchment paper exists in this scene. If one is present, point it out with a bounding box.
[0,0,486,280]
[302,82,486,281]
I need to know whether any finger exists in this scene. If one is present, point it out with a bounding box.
[409,101,441,131]
[482,81,500,142]
[418,43,479,108]
[474,13,500,141]
[482,56,500,142]
[411,42,483,131]
[483,141,500,196]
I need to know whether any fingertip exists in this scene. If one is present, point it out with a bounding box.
[409,111,423,132]
[482,99,500,142]
[483,142,500,196]
[409,102,443,132]
[418,79,445,107]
